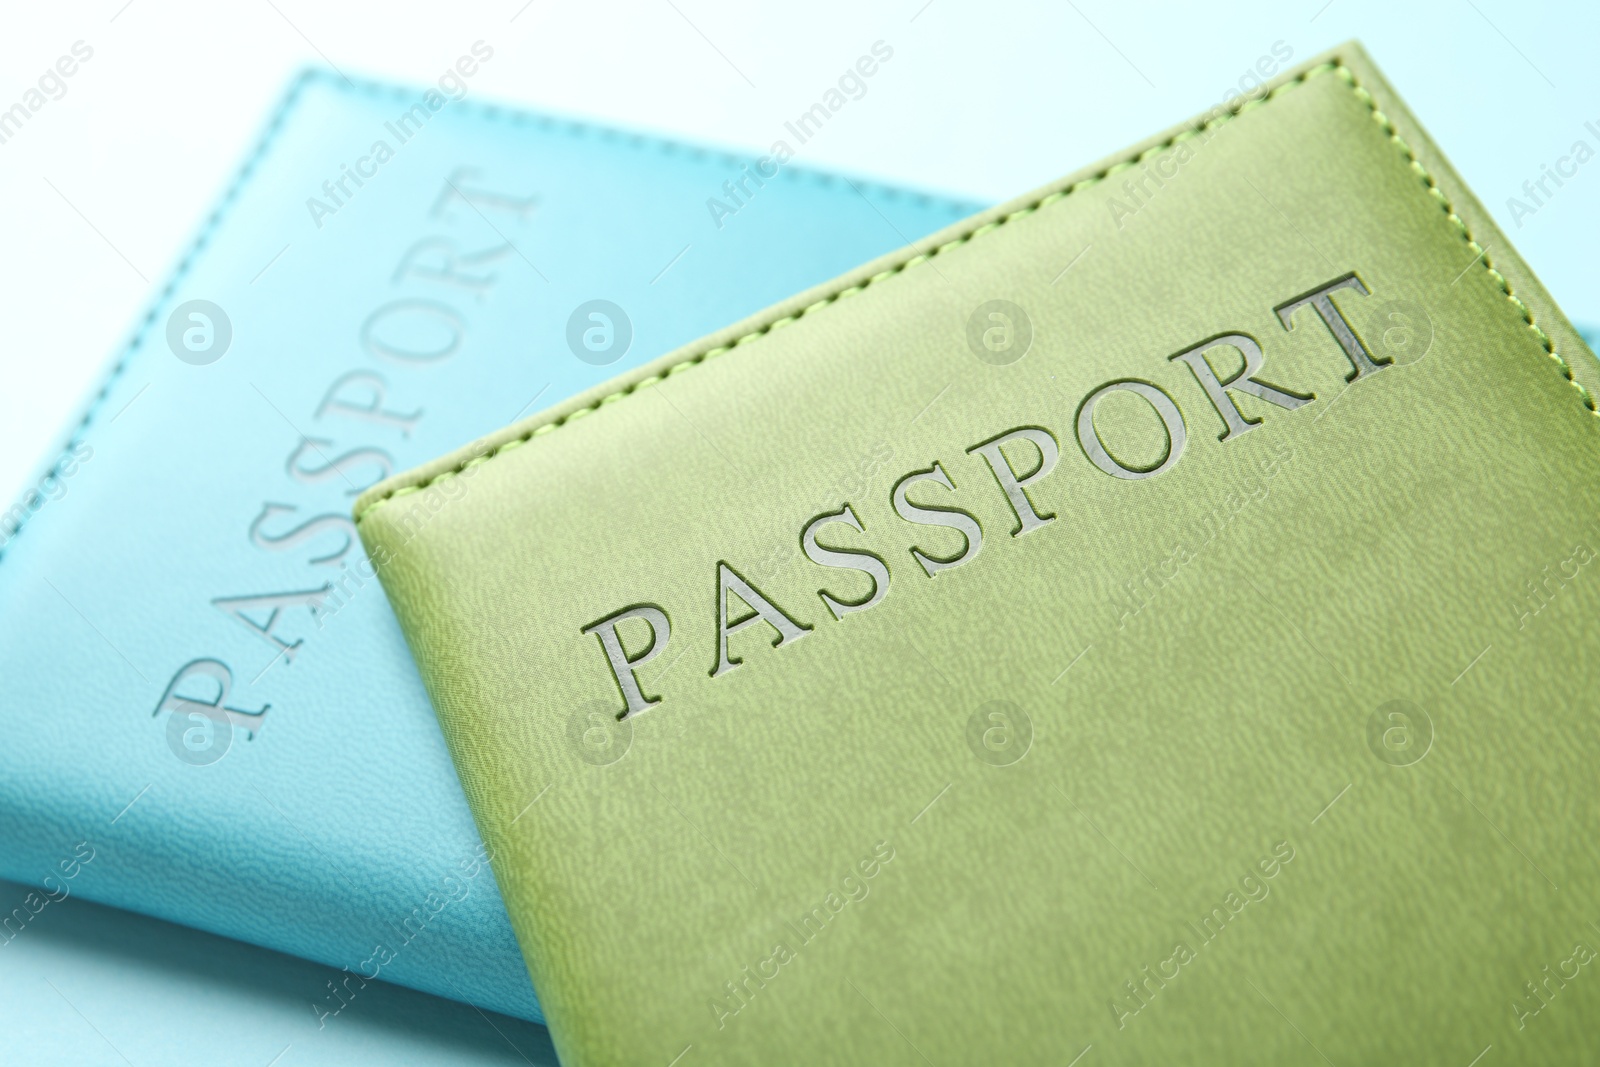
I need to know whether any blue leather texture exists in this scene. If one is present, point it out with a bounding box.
[0,878,557,1066]
[0,67,979,1022]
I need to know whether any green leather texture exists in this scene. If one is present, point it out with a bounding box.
[356,43,1600,1066]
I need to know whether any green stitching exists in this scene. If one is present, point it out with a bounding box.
[356,63,1334,520]
[356,56,1589,524]
[1330,66,1593,416]
[0,70,964,563]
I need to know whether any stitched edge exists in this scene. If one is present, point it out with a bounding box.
[321,68,978,210]
[0,69,977,564]
[1332,65,1594,415]
[355,61,1331,519]
[0,69,315,563]
[356,55,1593,525]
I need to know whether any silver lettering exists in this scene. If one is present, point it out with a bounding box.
[712,563,810,678]
[967,427,1059,536]
[1274,273,1384,380]
[1170,333,1312,441]
[890,462,984,576]
[1076,380,1187,480]
[800,505,890,620]
[582,605,671,719]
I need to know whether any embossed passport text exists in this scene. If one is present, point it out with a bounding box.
[358,44,1600,1066]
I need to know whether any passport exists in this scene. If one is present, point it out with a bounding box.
[0,64,978,1021]
[357,43,1600,1063]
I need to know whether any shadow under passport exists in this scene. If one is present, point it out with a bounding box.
[0,878,558,1066]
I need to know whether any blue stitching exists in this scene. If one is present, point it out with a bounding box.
[0,67,978,562]
[0,70,316,563]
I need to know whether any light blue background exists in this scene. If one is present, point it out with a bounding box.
[0,879,558,1066]
[1,0,1595,1061]
[0,66,978,1041]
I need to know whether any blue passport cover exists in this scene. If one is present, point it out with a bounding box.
[0,66,978,1021]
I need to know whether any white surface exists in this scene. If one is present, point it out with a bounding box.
[0,0,1595,505]
[0,1,1594,1060]
[0,0,1596,502]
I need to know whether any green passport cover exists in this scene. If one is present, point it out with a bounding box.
[355,44,1600,1065]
